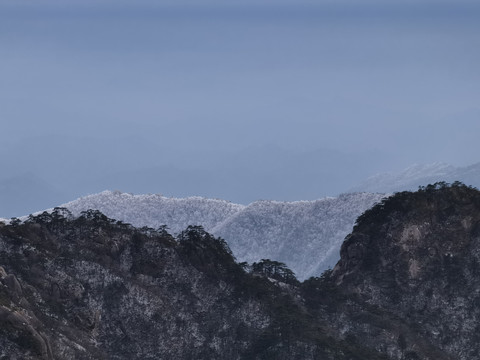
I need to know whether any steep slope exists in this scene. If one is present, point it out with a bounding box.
[213,193,385,279]
[350,161,480,194]
[0,211,385,360]
[326,182,480,359]
[59,191,384,279]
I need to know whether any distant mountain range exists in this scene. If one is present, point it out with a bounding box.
[58,191,385,280]
[0,139,387,217]
[350,161,480,193]
[3,161,480,280]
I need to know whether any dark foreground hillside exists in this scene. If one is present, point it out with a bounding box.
[1,182,480,359]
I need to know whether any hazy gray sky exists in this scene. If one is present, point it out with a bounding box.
[1,1,479,215]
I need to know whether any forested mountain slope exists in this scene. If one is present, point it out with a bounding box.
[59,191,384,279]
[1,183,480,359]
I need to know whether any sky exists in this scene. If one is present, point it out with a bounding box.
[1,0,480,216]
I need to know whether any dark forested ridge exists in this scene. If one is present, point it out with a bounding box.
[58,190,385,279]
[1,183,480,359]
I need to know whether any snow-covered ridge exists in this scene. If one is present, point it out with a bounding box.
[56,190,385,280]
[61,190,245,234]
[212,192,385,279]
[7,161,480,279]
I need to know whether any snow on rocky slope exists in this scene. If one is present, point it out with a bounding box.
[60,190,384,280]
[212,192,385,279]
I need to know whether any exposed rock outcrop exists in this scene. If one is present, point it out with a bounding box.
[1,183,480,359]
[330,182,480,359]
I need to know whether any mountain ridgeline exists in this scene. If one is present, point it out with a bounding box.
[1,183,480,359]
[59,191,385,280]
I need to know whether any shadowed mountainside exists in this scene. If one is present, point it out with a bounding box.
[1,183,480,358]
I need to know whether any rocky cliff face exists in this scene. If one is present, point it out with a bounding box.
[1,183,480,359]
[330,182,480,360]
